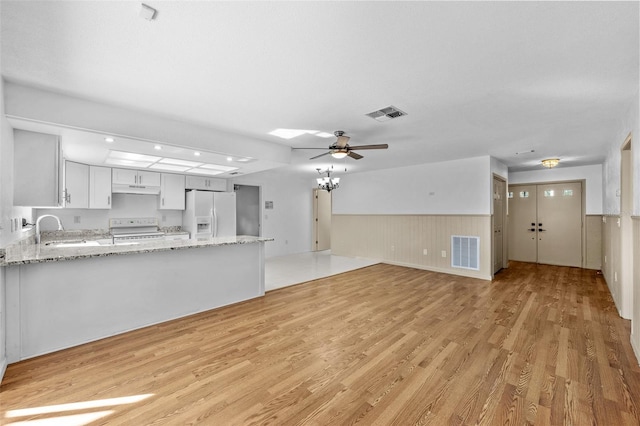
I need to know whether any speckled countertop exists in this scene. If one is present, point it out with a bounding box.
[1,235,273,266]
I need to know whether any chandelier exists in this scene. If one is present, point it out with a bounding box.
[541,158,560,168]
[316,168,340,192]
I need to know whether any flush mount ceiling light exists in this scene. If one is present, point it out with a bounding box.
[541,158,560,169]
[268,129,336,140]
[106,150,239,176]
[104,137,115,143]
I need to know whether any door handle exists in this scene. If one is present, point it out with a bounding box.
[528,228,536,232]
[538,223,543,226]
[531,223,536,226]
[539,228,546,232]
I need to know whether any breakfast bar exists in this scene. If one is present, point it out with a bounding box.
[2,235,272,363]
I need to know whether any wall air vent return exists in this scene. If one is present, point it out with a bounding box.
[451,236,480,271]
[365,105,407,122]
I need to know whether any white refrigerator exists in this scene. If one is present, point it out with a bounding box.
[183,190,236,238]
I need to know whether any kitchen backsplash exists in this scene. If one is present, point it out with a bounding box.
[35,193,183,231]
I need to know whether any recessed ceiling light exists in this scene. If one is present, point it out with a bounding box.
[154,145,162,150]
[268,129,323,140]
[104,137,115,143]
[227,157,233,162]
[315,132,334,138]
[194,152,201,156]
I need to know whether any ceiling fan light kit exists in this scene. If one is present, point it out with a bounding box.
[541,158,560,169]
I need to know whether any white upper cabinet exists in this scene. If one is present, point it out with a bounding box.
[159,173,186,210]
[112,168,160,186]
[14,129,63,207]
[185,175,226,191]
[64,161,89,209]
[89,166,112,209]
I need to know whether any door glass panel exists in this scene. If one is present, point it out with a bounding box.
[519,191,529,198]
[544,190,555,197]
[563,189,573,196]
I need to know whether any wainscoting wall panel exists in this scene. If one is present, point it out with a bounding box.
[632,217,640,360]
[602,215,623,316]
[331,214,492,280]
[585,215,603,270]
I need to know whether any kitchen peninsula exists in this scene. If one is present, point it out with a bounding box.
[1,235,273,363]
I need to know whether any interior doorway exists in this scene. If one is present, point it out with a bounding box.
[508,181,583,267]
[492,175,507,274]
[312,189,331,251]
[620,135,634,329]
[235,184,260,236]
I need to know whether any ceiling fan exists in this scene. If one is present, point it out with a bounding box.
[294,130,388,160]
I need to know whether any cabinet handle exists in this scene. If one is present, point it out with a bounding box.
[139,175,143,184]
[162,197,165,206]
[107,196,111,206]
[134,175,137,184]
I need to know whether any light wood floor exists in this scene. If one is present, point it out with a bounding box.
[2,262,640,425]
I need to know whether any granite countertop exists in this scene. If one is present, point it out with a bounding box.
[1,235,274,266]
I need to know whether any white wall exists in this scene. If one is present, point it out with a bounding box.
[333,156,492,215]
[231,168,313,258]
[509,164,604,214]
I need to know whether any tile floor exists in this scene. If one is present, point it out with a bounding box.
[264,250,379,291]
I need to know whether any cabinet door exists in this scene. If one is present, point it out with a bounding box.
[14,130,63,207]
[185,175,208,190]
[89,166,112,209]
[206,178,227,191]
[159,173,186,210]
[64,161,89,209]
[112,168,138,185]
[137,170,160,186]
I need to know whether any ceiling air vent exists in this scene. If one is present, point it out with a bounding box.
[365,105,407,122]
[229,172,243,175]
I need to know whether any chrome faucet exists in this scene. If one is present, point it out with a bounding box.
[35,214,64,244]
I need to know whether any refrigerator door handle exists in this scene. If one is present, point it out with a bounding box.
[212,208,218,237]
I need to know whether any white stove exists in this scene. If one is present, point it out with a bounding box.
[109,217,165,244]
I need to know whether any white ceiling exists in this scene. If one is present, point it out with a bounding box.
[1,1,638,177]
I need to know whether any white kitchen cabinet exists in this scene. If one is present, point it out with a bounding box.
[112,168,160,186]
[185,175,226,191]
[13,129,63,207]
[159,173,186,210]
[89,166,112,209]
[64,161,89,209]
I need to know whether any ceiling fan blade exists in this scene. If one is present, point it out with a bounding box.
[309,151,331,160]
[292,147,332,150]
[347,144,388,150]
[347,151,363,160]
[336,135,350,148]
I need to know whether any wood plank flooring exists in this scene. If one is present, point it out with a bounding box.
[2,262,640,425]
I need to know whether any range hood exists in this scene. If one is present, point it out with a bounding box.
[112,183,160,195]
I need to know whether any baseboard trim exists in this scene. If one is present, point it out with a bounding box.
[383,260,492,281]
[0,356,7,385]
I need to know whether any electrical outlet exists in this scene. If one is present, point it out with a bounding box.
[74,216,81,224]
[162,215,167,222]
[441,250,447,258]
[615,272,618,282]
[391,245,395,252]
[604,255,607,263]
[423,249,428,255]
